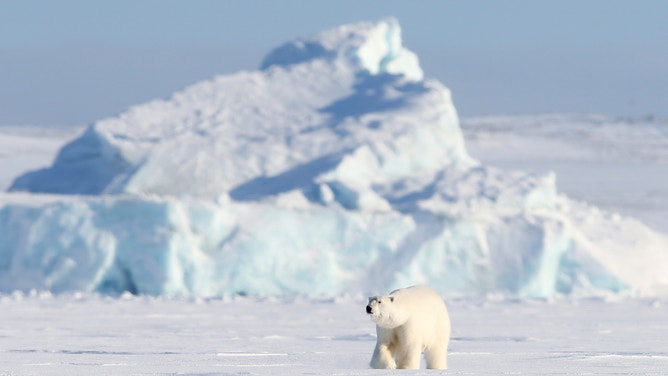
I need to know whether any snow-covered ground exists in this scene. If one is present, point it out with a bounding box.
[1,293,667,375]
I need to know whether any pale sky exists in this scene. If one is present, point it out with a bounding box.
[2,0,667,125]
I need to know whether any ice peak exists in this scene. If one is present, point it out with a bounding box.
[10,18,463,199]
[260,18,423,81]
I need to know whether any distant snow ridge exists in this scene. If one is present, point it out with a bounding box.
[3,19,668,297]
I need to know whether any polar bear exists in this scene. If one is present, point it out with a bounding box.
[366,285,450,369]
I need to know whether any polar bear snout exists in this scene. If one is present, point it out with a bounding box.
[366,305,373,314]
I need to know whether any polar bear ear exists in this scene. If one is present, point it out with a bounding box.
[389,296,395,302]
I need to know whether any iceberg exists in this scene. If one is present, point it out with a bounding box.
[9,18,457,199]
[3,19,668,297]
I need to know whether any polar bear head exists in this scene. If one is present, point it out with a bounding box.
[366,295,407,328]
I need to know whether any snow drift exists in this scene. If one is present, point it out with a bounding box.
[4,19,668,297]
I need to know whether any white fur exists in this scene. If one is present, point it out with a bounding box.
[366,285,450,369]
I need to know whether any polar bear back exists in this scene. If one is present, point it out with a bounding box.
[390,285,446,308]
[390,286,450,340]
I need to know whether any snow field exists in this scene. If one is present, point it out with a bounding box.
[0,294,667,375]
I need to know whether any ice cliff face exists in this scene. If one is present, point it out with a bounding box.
[3,19,668,297]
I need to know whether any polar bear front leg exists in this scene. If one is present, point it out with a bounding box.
[370,342,396,369]
[424,344,447,369]
[393,324,422,369]
[370,327,397,369]
[395,344,421,369]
